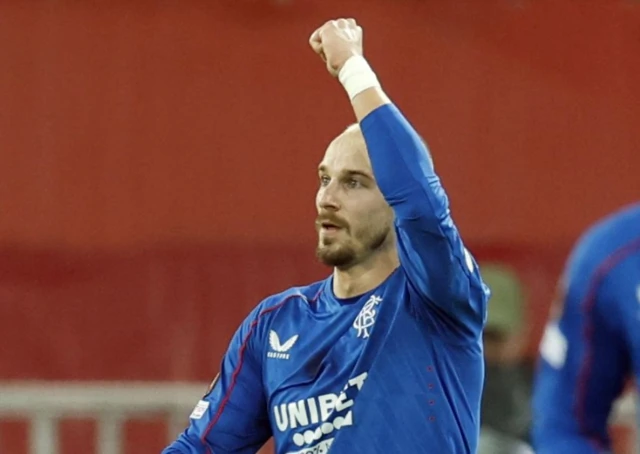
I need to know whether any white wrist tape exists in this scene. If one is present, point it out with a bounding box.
[338,55,381,101]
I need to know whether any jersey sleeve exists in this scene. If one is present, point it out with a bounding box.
[162,303,272,454]
[532,233,630,454]
[359,104,489,340]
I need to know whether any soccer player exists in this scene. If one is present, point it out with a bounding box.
[163,18,489,454]
[532,202,640,453]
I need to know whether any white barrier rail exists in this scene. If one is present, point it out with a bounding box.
[0,381,207,454]
[0,381,636,454]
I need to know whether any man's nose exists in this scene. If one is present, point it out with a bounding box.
[317,184,341,211]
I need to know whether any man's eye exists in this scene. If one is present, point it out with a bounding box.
[319,175,330,186]
[347,179,361,188]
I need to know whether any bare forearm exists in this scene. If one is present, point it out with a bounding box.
[351,86,391,122]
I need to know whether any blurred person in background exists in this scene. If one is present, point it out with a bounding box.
[532,201,640,453]
[163,18,490,454]
[477,262,533,454]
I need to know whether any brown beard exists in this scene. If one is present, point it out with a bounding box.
[315,227,390,269]
[315,241,356,268]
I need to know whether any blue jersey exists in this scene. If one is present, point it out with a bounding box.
[163,104,489,454]
[532,202,640,453]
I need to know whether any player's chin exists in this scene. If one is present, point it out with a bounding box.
[317,234,345,251]
[315,244,356,268]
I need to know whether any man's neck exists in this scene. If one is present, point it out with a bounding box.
[332,248,399,299]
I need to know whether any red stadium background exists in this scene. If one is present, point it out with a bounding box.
[1,1,638,453]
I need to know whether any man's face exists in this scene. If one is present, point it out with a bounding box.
[315,126,394,269]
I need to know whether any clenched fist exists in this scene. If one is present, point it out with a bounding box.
[309,19,363,77]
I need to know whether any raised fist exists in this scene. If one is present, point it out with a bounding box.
[309,18,363,77]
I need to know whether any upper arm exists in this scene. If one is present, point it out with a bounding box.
[162,304,272,454]
[359,104,489,338]
[532,238,630,453]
